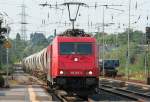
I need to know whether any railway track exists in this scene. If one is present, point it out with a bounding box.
[29,76,88,102]
[10,65,150,101]
[99,79,150,102]
[49,89,87,102]
[19,72,140,101]
[14,72,142,101]
[27,72,150,102]
[29,73,149,102]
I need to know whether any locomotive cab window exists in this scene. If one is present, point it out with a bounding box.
[76,43,92,54]
[60,42,92,55]
[60,43,75,54]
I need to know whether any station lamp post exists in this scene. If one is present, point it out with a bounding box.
[0,13,11,88]
[125,0,131,81]
[4,27,11,88]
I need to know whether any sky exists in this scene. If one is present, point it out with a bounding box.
[0,0,150,39]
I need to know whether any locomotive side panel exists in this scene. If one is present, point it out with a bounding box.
[51,38,59,78]
[47,45,52,82]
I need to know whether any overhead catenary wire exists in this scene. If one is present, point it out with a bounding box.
[2,0,149,39]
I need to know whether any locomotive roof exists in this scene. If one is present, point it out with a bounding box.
[58,29,92,37]
[53,36,96,42]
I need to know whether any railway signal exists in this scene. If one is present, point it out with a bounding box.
[0,20,7,33]
[0,20,7,45]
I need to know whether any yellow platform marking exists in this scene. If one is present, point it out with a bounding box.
[28,85,40,102]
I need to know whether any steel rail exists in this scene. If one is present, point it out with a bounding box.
[99,84,150,101]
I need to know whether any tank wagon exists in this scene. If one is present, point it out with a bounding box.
[99,59,119,77]
[22,29,99,89]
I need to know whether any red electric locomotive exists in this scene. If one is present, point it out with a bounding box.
[22,29,99,90]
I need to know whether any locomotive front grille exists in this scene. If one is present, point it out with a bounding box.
[56,77,98,88]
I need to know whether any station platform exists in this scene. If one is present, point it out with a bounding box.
[0,85,52,102]
[0,67,52,102]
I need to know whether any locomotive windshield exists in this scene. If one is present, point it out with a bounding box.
[60,42,92,55]
[60,43,75,54]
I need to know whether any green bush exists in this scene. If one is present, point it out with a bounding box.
[1,65,14,75]
[0,63,2,70]
[0,75,4,87]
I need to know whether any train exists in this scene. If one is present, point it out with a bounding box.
[22,29,100,90]
[99,59,119,77]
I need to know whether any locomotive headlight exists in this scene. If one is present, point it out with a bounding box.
[74,58,78,62]
[88,71,93,75]
[60,70,64,75]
